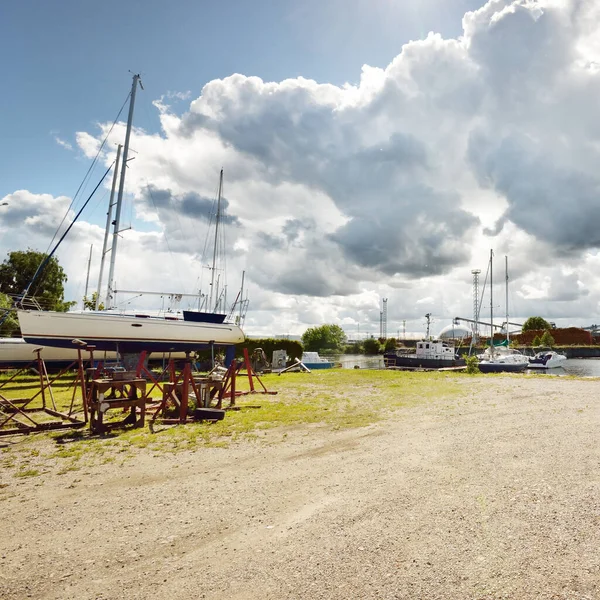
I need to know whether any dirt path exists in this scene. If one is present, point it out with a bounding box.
[1,376,599,599]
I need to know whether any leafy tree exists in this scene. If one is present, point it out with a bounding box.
[0,249,75,312]
[301,324,347,353]
[83,292,105,311]
[522,316,551,332]
[531,335,542,347]
[540,330,555,347]
[363,337,382,355]
[0,292,19,336]
[384,338,397,352]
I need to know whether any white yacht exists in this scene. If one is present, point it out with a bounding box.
[528,351,567,369]
[476,252,528,374]
[478,346,529,373]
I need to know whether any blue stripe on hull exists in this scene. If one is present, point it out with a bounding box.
[303,363,333,369]
[478,363,526,373]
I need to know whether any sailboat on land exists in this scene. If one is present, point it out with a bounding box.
[16,74,245,354]
[478,252,528,374]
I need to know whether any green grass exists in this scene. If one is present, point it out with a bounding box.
[14,467,41,478]
[0,369,466,472]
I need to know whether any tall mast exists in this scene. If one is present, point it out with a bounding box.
[489,249,494,356]
[98,144,122,309]
[505,255,509,345]
[84,244,93,308]
[209,168,223,312]
[106,73,143,308]
[238,270,245,323]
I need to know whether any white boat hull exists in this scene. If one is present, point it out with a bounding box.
[0,337,117,369]
[528,351,567,369]
[17,310,245,353]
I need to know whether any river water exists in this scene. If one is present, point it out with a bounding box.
[332,354,600,377]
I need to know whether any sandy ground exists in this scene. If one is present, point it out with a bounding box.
[1,375,599,600]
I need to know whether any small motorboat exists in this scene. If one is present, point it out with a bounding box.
[528,351,567,369]
[301,352,335,370]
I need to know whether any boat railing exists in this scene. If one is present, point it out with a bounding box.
[10,295,42,311]
[394,348,416,356]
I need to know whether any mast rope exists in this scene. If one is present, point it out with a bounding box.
[20,162,115,306]
[43,91,132,258]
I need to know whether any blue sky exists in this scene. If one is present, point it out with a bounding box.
[0,0,481,200]
[3,0,600,337]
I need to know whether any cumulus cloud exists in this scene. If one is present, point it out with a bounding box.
[6,0,600,335]
[0,190,72,239]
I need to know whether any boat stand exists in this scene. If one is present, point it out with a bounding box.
[0,348,90,436]
[88,375,147,434]
[148,352,223,426]
[215,348,277,409]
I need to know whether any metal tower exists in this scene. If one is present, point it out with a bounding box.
[471,269,481,344]
[381,298,388,339]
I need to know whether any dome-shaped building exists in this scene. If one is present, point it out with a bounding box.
[438,323,472,341]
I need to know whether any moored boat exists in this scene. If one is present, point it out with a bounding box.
[301,352,335,370]
[384,339,465,369]
[478,347,528,373]
[528,350,567,369]
[0,337,117,369]
[476,252,528,374]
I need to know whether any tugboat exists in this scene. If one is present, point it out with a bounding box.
[384,339,465,369]
[384,314,465,369]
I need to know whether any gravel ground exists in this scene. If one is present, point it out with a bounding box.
[1,375,599,599]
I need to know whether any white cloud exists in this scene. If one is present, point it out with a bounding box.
[4,0,600,337]
[53,136,73,151]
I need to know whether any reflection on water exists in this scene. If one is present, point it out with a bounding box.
[333,355,600,377]
[332,354,384,370]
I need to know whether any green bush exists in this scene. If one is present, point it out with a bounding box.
[540,330,555,347]
[344,341,364,354]
[531,335,542,347]
[465,355,480,374]
[363,338,382,355]
[384,338,397,352]
[239,338,303,361]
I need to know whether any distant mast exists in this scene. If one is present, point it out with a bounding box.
[505,255,509,346]
[106,73,143,308]
[489,249,494,357]
[209,169,223,312]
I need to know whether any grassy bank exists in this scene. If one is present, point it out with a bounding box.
[0,369,467,477]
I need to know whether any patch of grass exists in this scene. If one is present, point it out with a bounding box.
[15,467,41,478]
[1,369,468,462]
[53,446,84,460]
[57,462,81,475]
